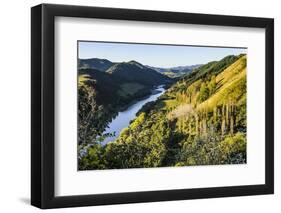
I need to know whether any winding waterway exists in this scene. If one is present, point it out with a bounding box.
[101,85,166,145]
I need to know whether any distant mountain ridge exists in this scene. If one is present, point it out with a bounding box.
[78,58,202,78]
[146,64,202,73]
[146,64,202,78]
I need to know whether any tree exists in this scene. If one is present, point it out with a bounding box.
[197,82,209,103]
[208,75,217,95]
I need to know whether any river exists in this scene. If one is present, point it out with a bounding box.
[101,85,166,145]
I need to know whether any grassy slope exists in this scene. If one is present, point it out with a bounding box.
[198,55,246,111]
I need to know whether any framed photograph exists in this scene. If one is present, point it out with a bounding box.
[31,3,274,209]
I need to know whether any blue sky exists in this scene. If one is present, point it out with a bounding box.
[78,41,247,68]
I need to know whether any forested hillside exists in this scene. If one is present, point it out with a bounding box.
[78,61,172,147]
[79,54,247,170]
[78,58,115,71]
[106,60,171,85]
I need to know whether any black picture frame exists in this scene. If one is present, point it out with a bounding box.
[31,3,274,209]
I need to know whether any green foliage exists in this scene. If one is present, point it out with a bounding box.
[78,84,110,146]
[197,82,210,102]
[219,133,246,164]
[208,75,217,95]
[118,83,145,97]
[130,112,145,130]
[177,132,246,166]
[79,145,106,170]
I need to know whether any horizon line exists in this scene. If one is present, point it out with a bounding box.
[78,41,247,68]
[78,53,246,69]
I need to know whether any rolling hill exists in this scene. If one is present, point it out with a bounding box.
[79,68,154,108]
[78,58,115,71]
[79,59,172,106]
[106,60,171,85]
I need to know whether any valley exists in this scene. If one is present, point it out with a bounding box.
[78,54,247,170]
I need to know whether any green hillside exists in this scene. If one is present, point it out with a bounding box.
[106,60,171,85]
[78,58,114,71]
[79,54,247,170]
[78,61,172,148]
[79,68,150,106]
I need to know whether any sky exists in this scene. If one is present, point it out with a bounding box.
[78,41,247,68]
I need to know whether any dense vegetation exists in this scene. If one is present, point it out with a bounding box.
[78,55,247,170]
[78,60,171,158]
[106,60,171,85]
